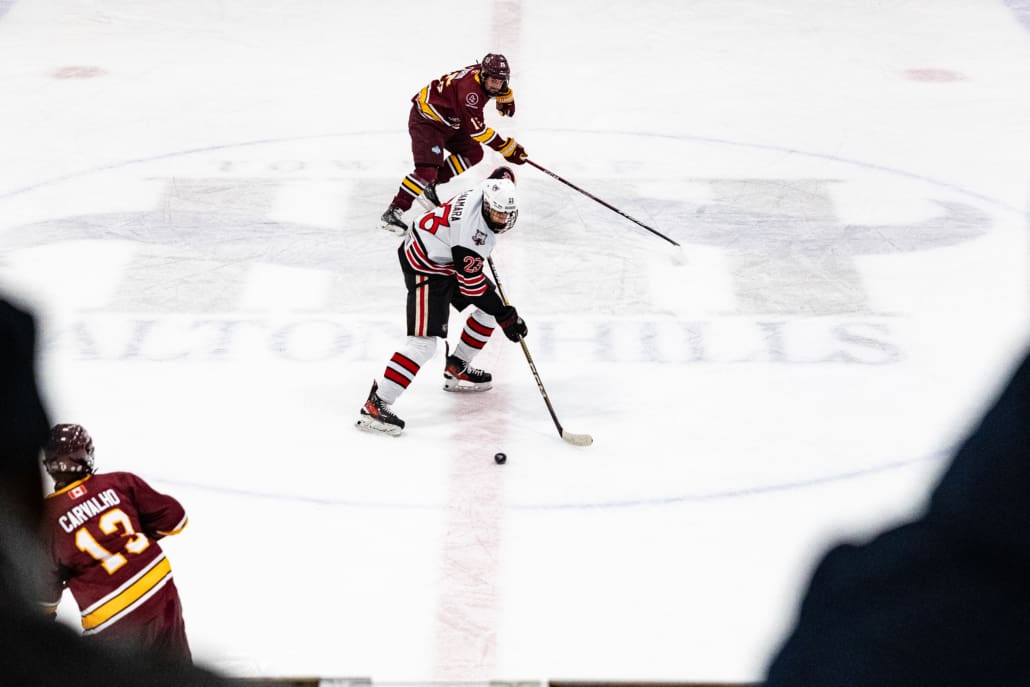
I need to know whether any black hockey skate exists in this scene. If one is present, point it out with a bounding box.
[443,352,493,392]
[422,182,441,207]
[356,380,405,436]
[379,206,407,236]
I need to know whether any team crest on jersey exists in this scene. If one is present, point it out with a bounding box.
[465,92,480,107]
[473,229,487,245]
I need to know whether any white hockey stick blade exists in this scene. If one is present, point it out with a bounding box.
[667,243,687,266]
[562,431,593,446]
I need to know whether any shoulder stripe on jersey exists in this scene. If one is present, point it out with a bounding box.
[416,86,459,129]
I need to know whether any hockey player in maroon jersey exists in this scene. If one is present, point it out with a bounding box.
[358,167,528,436]
[39,424,194,661]
[379,53,529,235]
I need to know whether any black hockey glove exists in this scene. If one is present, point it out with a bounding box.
[497,305,528,342]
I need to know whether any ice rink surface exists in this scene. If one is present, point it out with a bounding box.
[2,0,1029,682]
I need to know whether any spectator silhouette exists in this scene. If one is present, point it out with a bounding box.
[765,345,1030,686]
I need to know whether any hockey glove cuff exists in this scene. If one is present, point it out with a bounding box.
[495,88,515,117]
[497,305,528,342]
[498,138,528,165]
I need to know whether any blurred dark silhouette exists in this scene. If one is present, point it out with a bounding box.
[0,297,230,686]
[764,345,1030,686]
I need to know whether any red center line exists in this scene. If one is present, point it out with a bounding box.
[433,3,521,675]
[431,384,510,680]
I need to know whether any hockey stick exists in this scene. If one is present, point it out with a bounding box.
[487,257,593,447]
[526,159,681,247]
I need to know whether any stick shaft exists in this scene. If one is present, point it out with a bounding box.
[487,258,566,436]
[526,159,680,247]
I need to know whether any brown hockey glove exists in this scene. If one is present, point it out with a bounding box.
[495,88,515,117]
[497,305,528,342]
[498,137,528,165]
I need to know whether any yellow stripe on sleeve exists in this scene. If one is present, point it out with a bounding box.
[416,87,445,124]
[156,515,188,537]
[472,126,498,144]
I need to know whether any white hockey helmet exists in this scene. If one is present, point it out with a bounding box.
[481,177,518,233]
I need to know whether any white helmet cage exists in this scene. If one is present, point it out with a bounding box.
[481,178,518,233]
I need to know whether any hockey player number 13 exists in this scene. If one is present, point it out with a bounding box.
[417,201,453,236]
[74,508,151,574]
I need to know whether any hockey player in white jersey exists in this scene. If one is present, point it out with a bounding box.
[356,167,528,436]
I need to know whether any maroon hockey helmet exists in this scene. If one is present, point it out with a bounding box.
[488,166,516,184]
[43,423,96,477]
[479,53,510,95]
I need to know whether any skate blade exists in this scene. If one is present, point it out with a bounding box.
[379,222,407,236]
[442,379,493,392]
[355,415,403,436]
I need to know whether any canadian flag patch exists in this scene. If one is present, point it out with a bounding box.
[69,485,87,500]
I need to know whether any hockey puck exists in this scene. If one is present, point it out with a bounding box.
[494,452,507,465]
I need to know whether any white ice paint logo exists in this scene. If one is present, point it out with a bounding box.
[669,177,988,315]
[0,133,1014,364]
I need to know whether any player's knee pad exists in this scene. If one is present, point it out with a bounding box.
[399,335,437,366]
[467,308,496,328]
